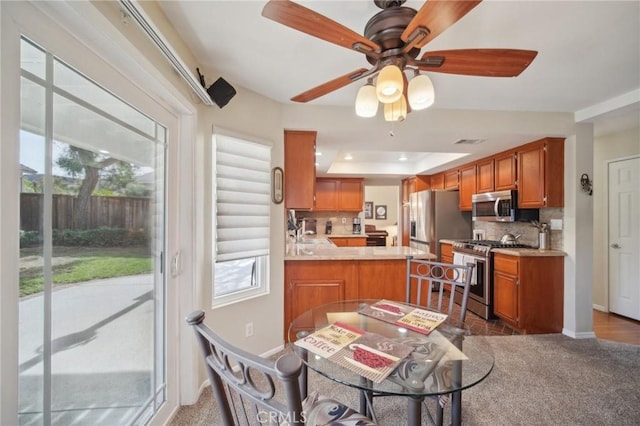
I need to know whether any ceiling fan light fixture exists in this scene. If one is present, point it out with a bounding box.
[384,95,407,122]
[376,64,404,103]
[408,73,435,110]
[355,83,379,117]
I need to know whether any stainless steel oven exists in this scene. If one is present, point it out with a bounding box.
[451,239,532,319]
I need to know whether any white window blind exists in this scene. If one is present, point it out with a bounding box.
[214,134,271,262]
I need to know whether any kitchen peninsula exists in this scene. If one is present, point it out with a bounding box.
[284,237,435,337]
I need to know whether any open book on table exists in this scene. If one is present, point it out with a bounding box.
[294,322,413,383]
[359,299,448,335]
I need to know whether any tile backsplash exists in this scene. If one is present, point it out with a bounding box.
[473,208,563,250]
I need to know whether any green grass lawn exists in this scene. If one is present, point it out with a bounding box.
[19,246,152,297]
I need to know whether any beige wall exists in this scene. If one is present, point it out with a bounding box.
[592,126,640,309]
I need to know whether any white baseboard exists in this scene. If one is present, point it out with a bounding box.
[593,304,608,312]
[261,344,286,358]
[562,328,597,339]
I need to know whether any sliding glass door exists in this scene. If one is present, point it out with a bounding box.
[18,38,167,425]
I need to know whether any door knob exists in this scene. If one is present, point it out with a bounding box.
[610,243,621,249]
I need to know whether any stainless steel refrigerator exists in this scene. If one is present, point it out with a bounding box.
[409,190,472,258]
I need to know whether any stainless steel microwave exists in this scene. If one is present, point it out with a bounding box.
[471,190,539,222]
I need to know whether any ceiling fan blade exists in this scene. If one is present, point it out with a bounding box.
[262,0,379,53]
[291,68,369,103]
[402,0,482,49]
[417,49,538,77]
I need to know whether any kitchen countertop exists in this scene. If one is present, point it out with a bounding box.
[491,247,567,257]
[285,238,435,261]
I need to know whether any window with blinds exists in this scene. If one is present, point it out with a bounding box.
[212,131,271,306]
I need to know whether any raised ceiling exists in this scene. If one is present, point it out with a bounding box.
[157,0,640,178]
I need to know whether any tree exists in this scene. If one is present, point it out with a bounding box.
[56,147,123,229]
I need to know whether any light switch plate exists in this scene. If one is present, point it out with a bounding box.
[550,219,563,230]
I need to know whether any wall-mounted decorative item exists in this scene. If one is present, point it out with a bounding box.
[364,201,373,219]
[375,205,387,220]
[580,173,593,196]
[272,167,283,204]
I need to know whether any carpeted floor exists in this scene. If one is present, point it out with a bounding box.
[169,334,640,425]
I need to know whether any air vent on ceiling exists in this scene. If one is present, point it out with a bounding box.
[453,138,486,145]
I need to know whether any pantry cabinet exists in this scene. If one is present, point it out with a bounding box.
[493,252,564,333]
[284,130,316,210]
[517,137,564,208]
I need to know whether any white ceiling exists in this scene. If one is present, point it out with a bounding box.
[157,0,640,179]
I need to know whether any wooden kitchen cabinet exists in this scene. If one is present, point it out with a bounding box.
[430,173,445,190]
[440,242,453,263]
[517,137,564,208]
[329,237,367,247]
[458,164,477,211]
[314,178,363,211]
[494,150,517,191]
[493,252,564,334]
[444,169,460,190]
[284,130,316,210]
[476,158,495,193]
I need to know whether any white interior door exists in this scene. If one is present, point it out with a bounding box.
[608,157,640,320]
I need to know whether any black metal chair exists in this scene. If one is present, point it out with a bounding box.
[361,257,475,426]
[187,310,376,425]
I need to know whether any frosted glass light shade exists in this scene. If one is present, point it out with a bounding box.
[376,65,403,104]
[408,74,435,110]
[384,95,407,122]
[355,84,379,117]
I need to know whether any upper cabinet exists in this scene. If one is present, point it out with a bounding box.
[475,159,495,193]
[444,169,459,190]
[458,164,476,211]
[517,138,564,208]
[494,151,517,191]
[430,173,444,190]
[284,130,316,210]
[315,178,363,212]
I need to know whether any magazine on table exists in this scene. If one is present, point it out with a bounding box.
[358,299,448,335]
[294,322,413,383]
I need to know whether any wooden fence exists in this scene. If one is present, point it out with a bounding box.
[20,193,151,231]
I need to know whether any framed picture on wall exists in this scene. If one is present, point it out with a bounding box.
[375,205,387,220]
[364,201,373,219]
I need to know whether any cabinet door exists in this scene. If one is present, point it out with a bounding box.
[494,151,517,191]
[415,175,430,192]
[430,173,444,190]
[401,204,410,246]
[339,179,364,211]
[517,142,546,208]
[444,169,459,190]
[329,237,348,247]
[284,130,316,209]
[493,271,519,327]
[288,279,345,336]
[402,178,411,204]
[314,179,337,211]
[440,242,453,263]
[459,164,476,211]
[347,237,367,247]
[476,159,495,193]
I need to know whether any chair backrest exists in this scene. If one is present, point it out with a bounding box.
[186,310,305,426]
[405,257,475,327]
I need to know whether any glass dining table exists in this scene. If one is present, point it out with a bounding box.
[288,299,495,426]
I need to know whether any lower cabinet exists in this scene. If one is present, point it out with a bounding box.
[493,253,564,333]
[440,242,453,263]
[329,237,367,247]
[284,259,408,338]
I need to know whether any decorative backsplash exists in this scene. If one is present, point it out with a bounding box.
[472,208,564,250]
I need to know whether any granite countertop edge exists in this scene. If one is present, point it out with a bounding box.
[491,248,567,257]
[285,244,436,261]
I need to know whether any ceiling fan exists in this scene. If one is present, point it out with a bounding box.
[262,0,537,113]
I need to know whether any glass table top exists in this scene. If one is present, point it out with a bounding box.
[288,299,495,398]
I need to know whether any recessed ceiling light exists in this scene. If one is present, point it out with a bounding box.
[398,154,408,161]
[344,154,353,160]
[99,149,110,154]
